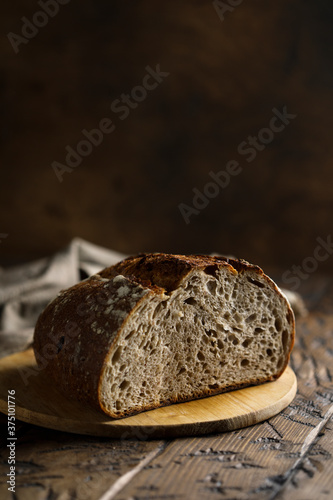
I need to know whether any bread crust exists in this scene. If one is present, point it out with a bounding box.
[99,253,261,293]
[33,253,295,418]
[33,274,152,411]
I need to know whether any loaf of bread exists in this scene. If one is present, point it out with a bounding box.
[33,253,295,418]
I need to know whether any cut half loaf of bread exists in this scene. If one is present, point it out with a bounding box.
[33,253,295,418]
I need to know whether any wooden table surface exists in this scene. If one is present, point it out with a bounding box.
[0,274,332,500]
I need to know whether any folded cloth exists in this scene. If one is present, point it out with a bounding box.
[0,238,126,357]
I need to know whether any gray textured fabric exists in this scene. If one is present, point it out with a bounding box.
[0,238,126,357]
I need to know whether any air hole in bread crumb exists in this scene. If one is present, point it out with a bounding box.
[266,348,273,357]
[120,380,130,390]
[206,280,217,296]
[228,334,239,345]
[178,367,186,375]
[197,351,205,361]
[246,313,257,323]
[116,401,122,410]
[286,310,293,324]
[282,330,289,351]
[209,383,219,390]
[223,312,231,320]
[205,329,217,338]
[187,276,200,286]
[255,327,264,334]
[241,359,249,367]
[184,297,197,306]
[242,338,253,348]
[111,346,122,365]
[153,301,167,318]
[204,265,218,277]
[247,277,265,288]
[124,330,135,341]
[275,318,282,332]
[277,356,284,369]
[119,364,126,372]
[217,339,223,349]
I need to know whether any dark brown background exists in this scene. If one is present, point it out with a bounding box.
[1,0,332,274]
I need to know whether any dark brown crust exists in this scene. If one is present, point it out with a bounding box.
[33,274,152,411]
[33,253,295,419]
[99,253,261,292]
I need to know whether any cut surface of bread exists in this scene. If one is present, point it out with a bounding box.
[33,254,295,418]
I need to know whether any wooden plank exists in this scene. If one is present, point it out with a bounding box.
[278,409,333,500]
[0,425,165,500]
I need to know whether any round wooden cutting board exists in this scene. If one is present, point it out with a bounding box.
[0,349,297,439]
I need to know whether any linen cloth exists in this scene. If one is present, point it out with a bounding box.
[0,238,126,357]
